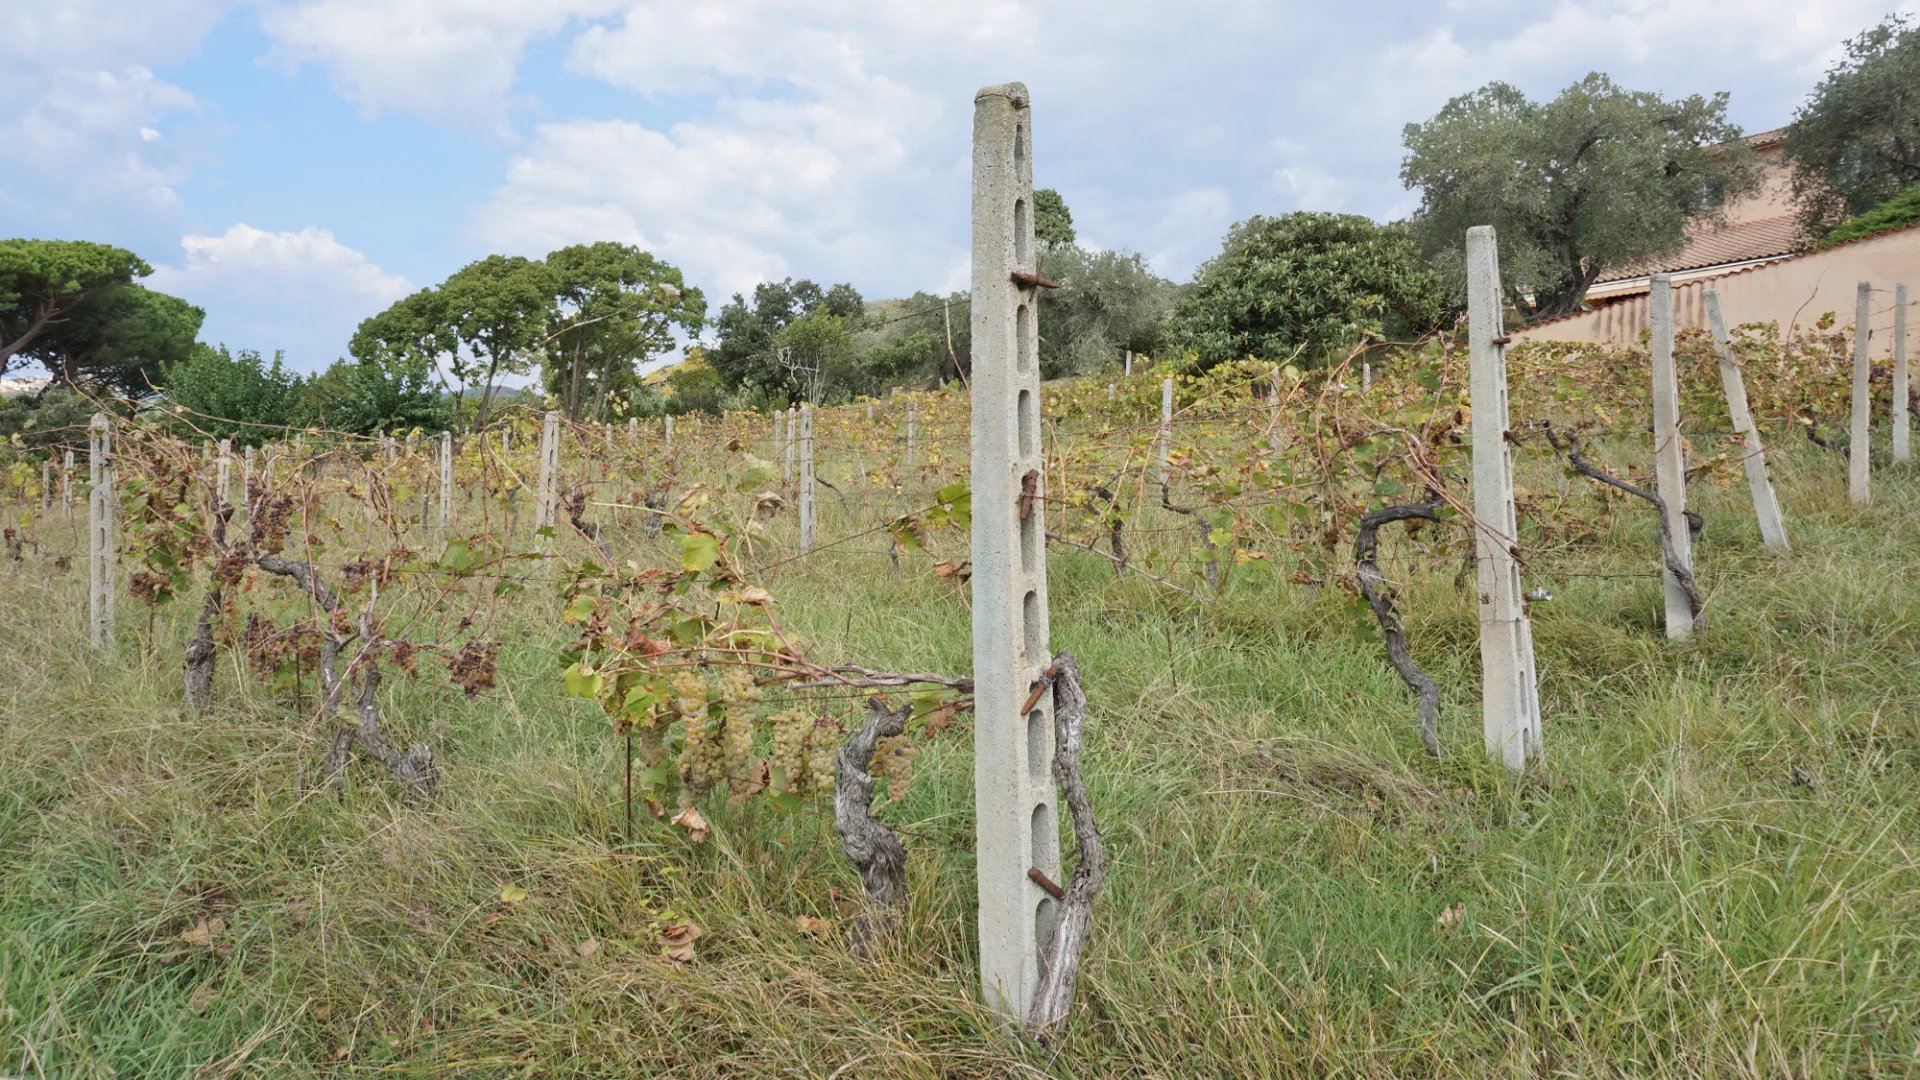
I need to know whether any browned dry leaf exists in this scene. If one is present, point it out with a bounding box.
[578,937,602,963]
[671,806,709,842]
[180,915,225,948]
[659,922,702,963]
[920,700,960,736]
[794,915,832,940]
[188,984,218,1013]
[737,759,770,797]
[1436,903,1465,931]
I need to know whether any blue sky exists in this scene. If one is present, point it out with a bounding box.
[4,0,1914,373]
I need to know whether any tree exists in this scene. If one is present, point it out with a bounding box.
[0,386,107,453]
[708,278,863,399]
[294,352,449,435]
[1034,188,1075,247]
[164,345,304,444]
[1035,245,1175,377]
[1401,74,1758,321]
[1168,213,1450,370]
[0,240,155,377]
[351,288,460,413]
[541,242,705,423]
[31,285,203,394]
[439,255,554,431]
[1784,15,1920,237]
[778,308,857,404]
[1818,181,1920,248]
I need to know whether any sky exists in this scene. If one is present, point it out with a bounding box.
[4,0,1915,374]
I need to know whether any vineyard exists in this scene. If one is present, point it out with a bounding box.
[2,273,1919,1074]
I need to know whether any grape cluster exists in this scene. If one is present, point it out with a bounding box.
[870,736,918,801]
[768,708,815,792]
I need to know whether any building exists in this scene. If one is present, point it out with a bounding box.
[1516,128,1920,348]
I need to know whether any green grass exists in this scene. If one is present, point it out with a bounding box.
[3,437,1920,1077]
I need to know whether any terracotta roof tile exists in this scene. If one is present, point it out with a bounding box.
[1594,214,1804,284]
[1516,217,1920,334]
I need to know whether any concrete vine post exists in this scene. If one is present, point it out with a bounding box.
[665,415,674,450]
[88,413,116,649]
[1705,291,1789,551]
[1894,283,1909,464]
[1465,227,1542,770]
[1156,377,1173,489]
[906,398,918,468]
[62,450,74,519]
[783,408,796,489]
[535,410,560,549]
[798,403,815,555]
[1649,275,1697,639]
[773,408,785,463]
[1850,281,1872,505]
[438,432,454,535]
[216,439,231,511]
[970,81,1062,1022]
[41,461,51,511]
[1124,350,1132,376]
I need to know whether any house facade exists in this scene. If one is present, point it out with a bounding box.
[1515,128,1920,348]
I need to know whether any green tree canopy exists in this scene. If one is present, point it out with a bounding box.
[294,352,449,435]
[541,242,705,423]
[1401,74,1758,321]
[1035,245,1175,377]
[708,278,863,400]
[0,240,156,377]
[1785,15,1920,237]
[23,284,203,394]
[438,255,554,431]
[163,345,304,445]
[1817,181,1920,248]
[1168,213,1450,370]
[1034,188,1075,247]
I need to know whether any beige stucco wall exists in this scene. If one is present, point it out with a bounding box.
[1514,224,1920,347]
[1723,143,1796,226]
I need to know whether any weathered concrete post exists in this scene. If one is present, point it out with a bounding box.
[1705,292,1789,551]
[1649,275,1697,639]
[1466,227,1542,770]
[1362,361,1373,392]
[88,413,116,648]
[40,460,51,510]
[1106,382,1115,401]
[797,403,815,555]
[62,449,74,518]
[1124,349,1133,376]
[1894,283,1910,464]
[906,398,918,468]
[773,408,785,461]
[665,415,674,449]
[534,410,560,545]
[969,81,1059,1020]
[241,446,253,501]
[216,439,231,510]
[438,432,454,535]
[1850,281,1873,504]
[783,408,796,488]
[1156,377,1173,489]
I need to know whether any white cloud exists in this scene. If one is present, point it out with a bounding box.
[148,224,412,365]
[1269,138,1347,213]
[0,67,199,227]
[0,0,231,246]
[259,0,625,130]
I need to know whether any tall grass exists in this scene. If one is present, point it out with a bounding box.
[2,436,1918,1077]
